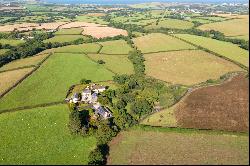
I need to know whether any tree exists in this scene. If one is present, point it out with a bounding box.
[80,78,91,84]
[68,109,82,135]
[97,60,105,64]
[88,148,104,165]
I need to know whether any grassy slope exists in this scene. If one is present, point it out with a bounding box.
[0,39,24,46]
[0,53,49,71]
[44,35,85,43]
[133,33,196,53]
[54,28,83,35]
[175,34,249,67]
[87,54,134,74]
[99,40,133,55]
[146,18,194,30]
[0,53,114,111]
[108,128,249,165]
[0,67,34,95]
[0,104,96,165]
[144,50,243,85]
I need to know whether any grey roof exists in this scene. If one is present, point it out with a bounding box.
[73,93,79,98]
[83,89,91,93]
[95,106,112,118]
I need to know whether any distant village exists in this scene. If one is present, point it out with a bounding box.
[65,83,112,120]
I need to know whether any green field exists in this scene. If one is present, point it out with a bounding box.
[47,43,101,54]
[0,39,24,46]
[44,35,85,43]
[189,18,213,24]
[0,104,96,164]
[145,18,194,30]
[54,28,83,35]
[0,53,49,71]
[144,50,243,85]
[87,54,134,74]
[133,33,196,53]
[74,15,108,25]
[108,127,249,165]
[99,40,133,54]
[0,53,114,111]
[197,16,228,21]
[175,34,249,67]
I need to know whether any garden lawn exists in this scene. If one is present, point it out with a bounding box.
[43,35,85,43]
[54,28,83,35]
[175,34,249,67]
[87,54,134,74]
[0,104,96,165]
[0,53,49,71]
[0,39,24,46]
[0,53,114,111]
[144,50,243,85]
[133,33,196,53]
[99,40,133,55]
[145,18,194,30]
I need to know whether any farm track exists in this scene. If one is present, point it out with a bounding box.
[0,53,52,99]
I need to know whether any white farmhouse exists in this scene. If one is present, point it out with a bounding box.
[81,89,92,103]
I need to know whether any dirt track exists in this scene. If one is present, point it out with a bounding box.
[175,73,249,132]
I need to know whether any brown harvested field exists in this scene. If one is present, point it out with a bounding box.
[0,22,67,32]
[0,67,34,95]
[144,50,243,85]
[175,73,249,132]
[0,23,38,32]
[0,53,49,71]
[108,129,249,165]
[82,27,128,38]
[59,22,105,29]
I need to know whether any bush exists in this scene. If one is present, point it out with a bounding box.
[87,148,104,165]
[97,60,105,64]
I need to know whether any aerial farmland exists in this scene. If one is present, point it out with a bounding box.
[0,0,249,165]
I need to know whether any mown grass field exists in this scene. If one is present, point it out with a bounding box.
[198,17,249,37]
[133,33,196,53]
[44,35,85,43]
[108,127,249,165]
[99,40,133,54]
[144,50,243,85]
[54,28,83,35]
[0,67,34,96]
[45,43,101,54]
[74,15,108,25]
[145,18,194,30]
[0,39,24,46]
[0,53,49,71]
[87,54,134,74]
[175,34,249,67]
[0,53,114,111]
[0,104,96,165]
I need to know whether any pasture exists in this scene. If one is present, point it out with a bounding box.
[175,34,249,67]
[0,104,96,164]
[0,53,114,111]
[144,50,243,85]
[43,35,85,43]
[47,43,101,54]
[145,18,194,30]
[198,17,249,37]
[0,39,24,46]
[175,73,249,132]
[133,33,196,53]
[87,54,134,74]
[82,26,128,38]
[0,53,49,71]
[108,127,249,165]
[0,67,34,96]
[54,28,83,35]
[74,15,108,25]
[99,40,133,54]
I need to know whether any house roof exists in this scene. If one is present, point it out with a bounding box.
[73,93,79,98]
[95,106,112,118]
[83,89,91,93]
